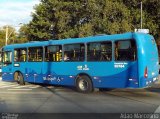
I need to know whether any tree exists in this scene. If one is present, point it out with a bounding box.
[16,24,29,43]
[25,0,132,41]
[0,26,17,48]
[121,0,159,39]
[0,25,29,48]
[143,0,160,39]
[0,28,5,48]
[24,0,160,41]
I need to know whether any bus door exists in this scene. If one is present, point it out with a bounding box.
[43,45,62,84]
[27,47,44,83]
[114,40,138,88]
[13,48,27,81]
[2,50,13,80]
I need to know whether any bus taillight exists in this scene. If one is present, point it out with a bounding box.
[144,67,148,78]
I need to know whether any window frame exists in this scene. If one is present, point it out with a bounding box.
[87,41,112,62]
[14,48,27,62]
[63,43,85,62]
[44,45,62,62]
[28,46,43,62]
[114,39,137,62]
[3,51,12,64]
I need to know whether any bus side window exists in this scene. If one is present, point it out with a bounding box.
[64,43,85,62]
[100,42,112,61]
[14,48,27,62]
[3,51,12,64]
[45,45,62,62]
[87,43,100,61]
[87,41,112,61]
[115,40,137,61]
[28,47,43,62]
[129,40,137,60]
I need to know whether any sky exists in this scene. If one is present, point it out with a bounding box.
[0,0,40,29]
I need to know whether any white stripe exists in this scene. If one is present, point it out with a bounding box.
[154,105,160,113]
[0,91,50,94]
[46,86,54,89]
[8,89,32,91]
[150,105,160,119]
[0,84,20,88]
[0,82,17,86]
[0,83,17,86]
[0,84,15,86]
[13,85,37,88]
[150,76,160,119]
[28,85,41,88]
[0,81,16,84]
[0,82,41,89]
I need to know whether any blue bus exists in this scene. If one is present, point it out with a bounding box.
[1,32,159,93]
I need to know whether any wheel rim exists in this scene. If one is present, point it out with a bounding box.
[14,72,19,81]
[14,72,21,82]
[79,79,88,91]
[17,75,21,81]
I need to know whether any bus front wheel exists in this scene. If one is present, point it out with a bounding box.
[76,75,93,93]
[14,72,25,85]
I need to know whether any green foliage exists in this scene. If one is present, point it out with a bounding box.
[0,29,5,48]
[25,0,134,41]
[0,26,29,48]
[0,26,16,48]
[1,0,159,44]
[122,0,159,38]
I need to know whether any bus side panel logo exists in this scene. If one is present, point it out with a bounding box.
[77,65,89,71]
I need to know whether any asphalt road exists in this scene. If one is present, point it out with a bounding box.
[0,78,160,119]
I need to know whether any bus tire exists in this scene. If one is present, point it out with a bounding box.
[14,72,25,85]
[76,75,93,93]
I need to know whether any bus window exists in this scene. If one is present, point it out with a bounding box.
[87,41,112,61]
[45,45,62,62]
[3,51,12,64]
[115,40,137,61]
[64,43,85,61]
[14,48,27,62]
[28,47,43,62]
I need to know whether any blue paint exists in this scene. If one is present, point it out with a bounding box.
[1,32,159,88]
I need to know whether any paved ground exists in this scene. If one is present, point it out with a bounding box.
[0,78,160,119]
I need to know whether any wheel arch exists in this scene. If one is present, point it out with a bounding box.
[13,70,25,80]
[13,70,22,75]
[75,72,94,86]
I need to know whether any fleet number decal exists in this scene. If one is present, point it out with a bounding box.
[114,62,128,68]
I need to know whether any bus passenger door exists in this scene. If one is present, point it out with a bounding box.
[26,47,44,83]
[114,40,138,88]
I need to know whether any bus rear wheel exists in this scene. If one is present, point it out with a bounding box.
[14,72,25,85]
[76,75,93,93]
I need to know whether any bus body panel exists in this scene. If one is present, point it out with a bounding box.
[23,61,138,88]
[134,33,159,88]
[1,32,159,89]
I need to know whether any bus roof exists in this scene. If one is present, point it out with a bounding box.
[3,32,152,50]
